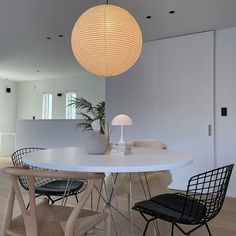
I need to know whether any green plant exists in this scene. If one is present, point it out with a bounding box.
[69,97,105,134]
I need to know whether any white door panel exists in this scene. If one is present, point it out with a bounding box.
[154,32,215,189]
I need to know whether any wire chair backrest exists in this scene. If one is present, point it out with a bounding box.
[181,164,234,224]
[11,147,46,190]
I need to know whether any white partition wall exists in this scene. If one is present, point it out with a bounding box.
[106,31,215,190]
[215,28,236,197]
[16,120,89,150]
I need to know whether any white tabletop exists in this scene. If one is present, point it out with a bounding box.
[23,147,193,173]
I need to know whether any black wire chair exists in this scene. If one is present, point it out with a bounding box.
[11,147,87,204]
[132,164,234,236]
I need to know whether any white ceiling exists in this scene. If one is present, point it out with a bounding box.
[1,0,236,81]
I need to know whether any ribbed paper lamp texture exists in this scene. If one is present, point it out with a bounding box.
[71,4,143,77]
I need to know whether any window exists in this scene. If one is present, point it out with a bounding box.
[66,91,76,119]
[42,93,52,119]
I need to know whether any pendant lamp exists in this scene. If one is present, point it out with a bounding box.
[71,2,142,77]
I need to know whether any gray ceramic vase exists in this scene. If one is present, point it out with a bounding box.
[85,132,108,155]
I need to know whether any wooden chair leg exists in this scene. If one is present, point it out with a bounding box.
[65,180,95,236]
[9,176,38,236]
[1,184,15,236]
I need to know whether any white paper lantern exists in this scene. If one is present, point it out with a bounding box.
[71,4,142,77]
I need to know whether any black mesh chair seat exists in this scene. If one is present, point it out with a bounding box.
[133,164,234,236]
[11,148,87,205]
[35,179,84,196]
[133,193,206,224]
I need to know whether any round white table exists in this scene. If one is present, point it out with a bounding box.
[23,146,193,236]
[23,146,193,173]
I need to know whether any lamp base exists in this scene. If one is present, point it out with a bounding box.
[111,143,132,155]
[118,125,125,144]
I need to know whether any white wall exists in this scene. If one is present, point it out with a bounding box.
[17,75,105,120]
[106,41,158,141]
[0,79,18,132]
[106,31,215,191]
[16,120,90,149]
[215,27,236,197]
[106,29,236,197]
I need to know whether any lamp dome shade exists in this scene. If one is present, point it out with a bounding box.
[71,4,143,77]
[112,114,133,126]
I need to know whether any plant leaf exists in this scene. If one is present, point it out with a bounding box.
[68,96,105,134]
[69,97,93,114]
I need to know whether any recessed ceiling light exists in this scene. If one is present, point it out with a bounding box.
[58,34,63,38]
[146,15,152,19]
[169,10,175,14]
[46,37,51,40]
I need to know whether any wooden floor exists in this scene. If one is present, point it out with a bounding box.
[0,159,235,236]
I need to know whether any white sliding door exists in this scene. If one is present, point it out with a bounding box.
[154,32,214,189]
[106,31,215,190]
